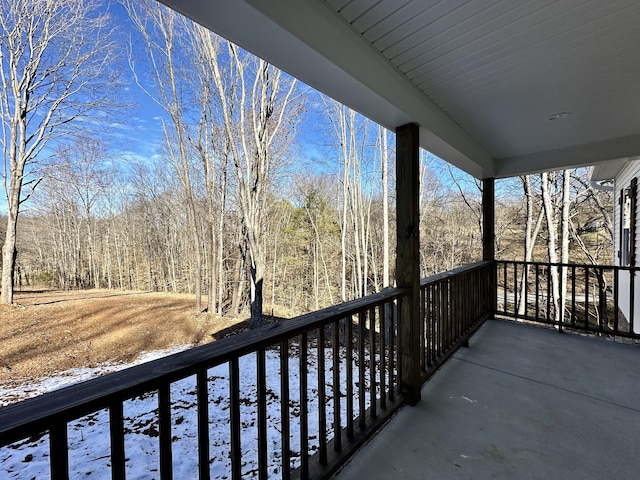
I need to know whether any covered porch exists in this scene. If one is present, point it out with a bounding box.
[1,259,638,479]
[2,1,640,479]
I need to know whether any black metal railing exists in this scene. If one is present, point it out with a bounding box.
[0,261,493,480]
[496,260,639,340]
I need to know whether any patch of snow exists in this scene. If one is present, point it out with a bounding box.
[0,344,391,479]
[0,344,193,407]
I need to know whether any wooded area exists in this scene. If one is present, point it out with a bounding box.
[0,0,614,323]
[4,166,612,317]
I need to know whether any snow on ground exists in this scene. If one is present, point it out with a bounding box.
[0,345,194,408]
[0,344,383,479]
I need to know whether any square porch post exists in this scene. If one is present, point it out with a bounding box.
[395,123,421,406]
[482,178,497,314]
[482,178,495,262]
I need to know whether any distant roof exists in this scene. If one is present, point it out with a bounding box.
[589,159,629,182]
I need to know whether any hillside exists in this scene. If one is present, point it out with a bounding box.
[0,289,248,386]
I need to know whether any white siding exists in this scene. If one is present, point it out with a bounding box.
[614,160,640,333]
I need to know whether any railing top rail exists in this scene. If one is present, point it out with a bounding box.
[420,260,493,287]
[496,259,635,271]
[0,286,408,444]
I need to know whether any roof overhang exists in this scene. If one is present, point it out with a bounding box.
[157,0,640,180]
[589,158,630,183]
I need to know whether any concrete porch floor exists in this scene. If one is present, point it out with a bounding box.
[335,319,640,479]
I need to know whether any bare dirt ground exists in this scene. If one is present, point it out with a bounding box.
[0,288,252,385]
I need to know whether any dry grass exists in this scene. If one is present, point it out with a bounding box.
[0,288,249,384]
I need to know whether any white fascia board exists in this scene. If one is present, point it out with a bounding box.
[493,134,640,179]
[158,0,495,179]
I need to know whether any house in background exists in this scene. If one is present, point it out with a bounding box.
[591,160,639,333]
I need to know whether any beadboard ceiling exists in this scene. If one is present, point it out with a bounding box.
[158,0,640,180]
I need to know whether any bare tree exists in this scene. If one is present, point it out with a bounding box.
[324,100,378,300]
[517,175,544,315]
[209,40,300,327]
[570,170,614,263]
[43,137,111,289]
[421,159,482,273]
[191,27,233,315]
[125,0,205,310]
[0,0,118,304]
[540,172,560,319]
[559,170,571,321]
[540,170,575,322]
[379,125,390,288]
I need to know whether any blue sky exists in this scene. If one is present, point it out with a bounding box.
[1,0,489,217]
[105,1,338,178]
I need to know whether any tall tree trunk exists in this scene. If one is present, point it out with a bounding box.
[216,162,228,315]
[126,2,203,310]
[0,0,116,303]
[207,222,217,313]
[380,126,390,288]
[250,259,264,327]
[1,193,19,304]
[1,73,26,304]
[517,175,544,315]
[340,110,350,302]
[205,37,298,326]
[187,206,202,310]
[559,169,571,323]
[541,172,560,321]
[232,235,247,315]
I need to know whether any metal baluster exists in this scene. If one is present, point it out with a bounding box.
[300,333,309,479]
[110,401,126,480]
[346,315,354,438]
[230,359,241,480]
[257,348,268,478]
[197,370,210,480]
[159,383,173,480]
[332,321,342,451]
[280,339,291,480]
[318,327,327,466]
[50,420,68,480]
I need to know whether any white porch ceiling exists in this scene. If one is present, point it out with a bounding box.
[158,0,640,180]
